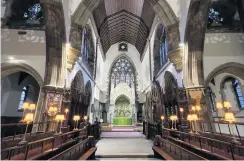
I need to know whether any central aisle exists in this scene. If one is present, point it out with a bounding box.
[96,132,154,158]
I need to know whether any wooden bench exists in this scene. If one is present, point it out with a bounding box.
[78,147,97,160]
[152,146,174,160]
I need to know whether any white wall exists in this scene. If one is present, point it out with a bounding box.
[1,29,46,79]
[203,33,244,79]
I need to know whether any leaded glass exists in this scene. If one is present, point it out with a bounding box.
[18,86,28,110]
[159,25,168,67]
[234,80,244,108]
[23,3,43,24]
[111,57,135,87]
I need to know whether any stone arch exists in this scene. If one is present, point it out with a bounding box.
[164,71,178,117]
[115,94,131,104]
[1,61,44,86]
[184,0,211,88]
[205,62,244,87]
[41,0,66,86]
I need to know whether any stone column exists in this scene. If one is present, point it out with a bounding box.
[187,87,204,132]
[32,88,45,132]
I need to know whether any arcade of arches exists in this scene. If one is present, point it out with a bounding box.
[1,0,244,160]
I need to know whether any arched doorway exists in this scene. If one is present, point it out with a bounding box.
[114,95,132,126]
[1,71,40,136]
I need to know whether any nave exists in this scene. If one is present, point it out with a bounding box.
[1,0,244,160]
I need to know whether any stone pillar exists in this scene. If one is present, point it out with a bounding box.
[187,87,204,132]
[32,88,45,132]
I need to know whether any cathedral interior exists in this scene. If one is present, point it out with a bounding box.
[1,0,244,160]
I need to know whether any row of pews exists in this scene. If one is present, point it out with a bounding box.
[1,122,101,160]
[144,121,244,160]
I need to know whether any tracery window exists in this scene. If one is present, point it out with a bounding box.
[159,25,168,66]
[9,0,43,26]
[18,86,28,110]
[110,58,135,88]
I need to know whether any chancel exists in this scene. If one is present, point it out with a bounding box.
[1,0,244,160]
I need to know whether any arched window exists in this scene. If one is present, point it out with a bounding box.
[207,87,216,111]
[159,25,168,66]
[8,0,44,26]
[18,86,28,110]
[110,57,135,88]
[233,79,244,108]
[207,0,244,31]
[222,77,244,109]
[82,27,89,61]
[154,24,168,76]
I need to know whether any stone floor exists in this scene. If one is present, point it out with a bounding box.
[96,137,154,156]
[101,132,144,138]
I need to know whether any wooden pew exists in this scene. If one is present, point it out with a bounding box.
[152,146,174,160]
[78,147,97,160]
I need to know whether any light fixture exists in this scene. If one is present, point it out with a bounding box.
[161,115,165,128]
[192,106,196,112]
[29,104,36,112]
[20,102,29,122]
[8,56,15,60]
[64,108,69,114]
[216,102,223,110]
[84,115,88,121]
[224,101,231,110]
[196,105,201,112]
[55,114,65,134]
[19,113,34,145]
[180,108,184,119]
[73,115,80,130]
[224,112,235,123]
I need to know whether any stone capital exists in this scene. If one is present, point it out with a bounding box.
[187,87,204,104]
[168,47,183,73]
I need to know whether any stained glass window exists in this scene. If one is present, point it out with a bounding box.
[23,3,43,24]
[111,58,135,88]
[9,0,43,26]
[159,25,168,66]
[233,80,244,108]
[208,8,223,27]
[207,0,243,31]
[18,86,28,110]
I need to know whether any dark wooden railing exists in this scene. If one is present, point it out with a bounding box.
[88,122,101,140]
[143,121,161,140]
[48,138,89,160]
[154,135,207,160]
[1,128,87,160]
[163,128,244,160]
[1,121,53,138]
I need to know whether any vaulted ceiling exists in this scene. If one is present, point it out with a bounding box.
[93,0,155,55]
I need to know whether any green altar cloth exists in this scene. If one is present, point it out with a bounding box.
[113,117,132,125]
